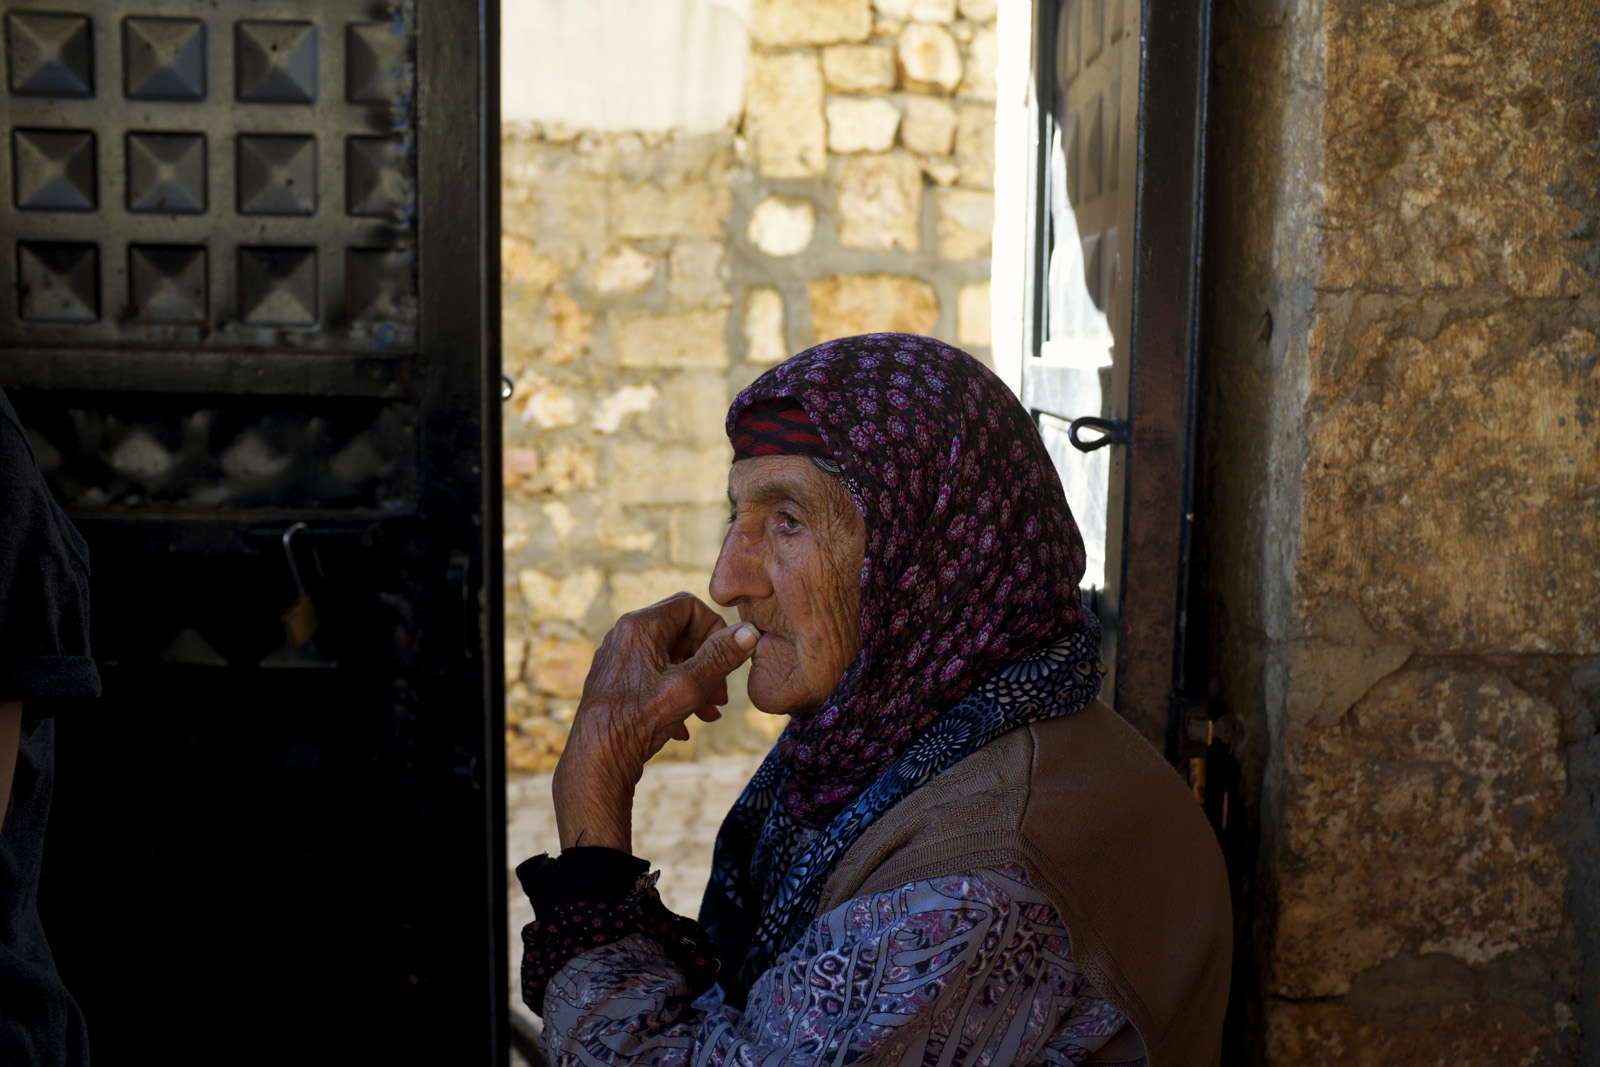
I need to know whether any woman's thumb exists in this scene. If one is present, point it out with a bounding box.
[678,622,759,692]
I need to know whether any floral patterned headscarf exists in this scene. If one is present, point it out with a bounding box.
[724,332,1095,827]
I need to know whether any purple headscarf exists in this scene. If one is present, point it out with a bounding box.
[725,332,1093,827]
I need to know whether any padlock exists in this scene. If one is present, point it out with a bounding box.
[279,522,319,647]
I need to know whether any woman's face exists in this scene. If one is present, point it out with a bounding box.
[710,455,866,719]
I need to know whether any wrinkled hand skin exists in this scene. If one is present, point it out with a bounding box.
[553,592,758,853]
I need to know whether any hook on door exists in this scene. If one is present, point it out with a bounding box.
[1068,416,1130,452]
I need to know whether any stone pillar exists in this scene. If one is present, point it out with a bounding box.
[1203,0,1600,1060]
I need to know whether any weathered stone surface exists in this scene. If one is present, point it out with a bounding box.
[958,25,997,100]
[670,505,732,569]
[541,500,579,548]
[1263,972,1575,1067]
[613,309,729,368]
[956,279,990,348]
[826,96,902,153]
[607,442,730,505]
[750,0,870,46]
[591,246,656,296]
[874,0,954,21]
[919,157,960,186]
[524,635,598,699]
[511,371,581,429]
[591,383,659,435]
[958,0,996,20]
[954,103,994,188]
[661,371,734,445]
[1299,313,1600,654]
[669,239,730,309]
[503,446,540,491]
[897,23,963,92]
[935,188,993,258]
[533,444,596,495]
[809,274,938,343]
[745,52,827,179]
[610,568,715,616]
[519,567,605,623]
[1317,1,1600,297]
[1271,666,1567,999]
[900,94,958,155]
[743,287,788,364]
[502,235,561,289]
[747,196,816,256]
[1286,596,1414,730]
[821,44,896,93]
[837,151,923,252]
[613,179,730,239]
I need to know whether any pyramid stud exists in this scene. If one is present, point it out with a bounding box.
[127,133,206,213]
[238,246,317,326]
[129,245,207,323]
[17,242,99,323]
[124,17,206,101]
[6,12,92,97]
[13,129,96,211]
[236,21,316,103]
[237,135,316,216]
[346,22,406,104]
[346,248,414,325]
[346,136,407,218]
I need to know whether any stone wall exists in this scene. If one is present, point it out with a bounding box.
[1202,0,1600,1061]
[501,0,999,772]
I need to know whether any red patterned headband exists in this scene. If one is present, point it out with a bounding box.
[730,397,835,462]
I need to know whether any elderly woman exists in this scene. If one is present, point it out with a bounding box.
[517,335,1230,1067]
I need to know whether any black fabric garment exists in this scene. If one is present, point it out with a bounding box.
[0,386,99,1067]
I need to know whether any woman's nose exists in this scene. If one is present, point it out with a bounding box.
[710,526,771,607]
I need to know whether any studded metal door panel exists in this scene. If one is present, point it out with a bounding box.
[1,1,504,1063]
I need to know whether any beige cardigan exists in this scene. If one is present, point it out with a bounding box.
[817,701,1232,1067]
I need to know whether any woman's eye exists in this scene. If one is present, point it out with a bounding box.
[776,511,803,534]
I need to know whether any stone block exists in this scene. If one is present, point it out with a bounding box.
[956,279,990,348]
[607,442,731,505]
[501,235,561,290]
[1317,1,1599,297]
[874,0,954,20]
[662,370,735,445]
[897,23,963,92]
[1298,314,1600,654]
[746,196,815,257]
[836,151,923,252]
[525,635,598,699]
[935,188,993,259]
[1270,666,1567,999]
[613,309,729,368]
[503,446,540,491]
[900,95,958,155]
[504,636,527,688]
[510,371,580,429]
[744,287,789,364]
[592,245,656,296]
[609,567,715,616]
[955,103,995,189]
[750,0,870,46]
[536,445,597,495]
[670,505,732,569]
[541,500,579,548]
[920,157,960,185]
[591,383,660,435]
[612,179,730,240]
[745,52,827,179]
[959,25,997,100]
[958,0,996,19]
[519,567,605,623]
[821,44,896,92]
[669,239,730,310]
[544,287,593,364]
[826,96,902,153]
[808,274,938,343]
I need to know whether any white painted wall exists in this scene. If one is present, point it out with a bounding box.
[501,0,752,133]
[989,0,1032,396]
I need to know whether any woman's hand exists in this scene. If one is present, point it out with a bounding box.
[552,593,760,852]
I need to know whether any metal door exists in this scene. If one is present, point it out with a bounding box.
[0,1,505,1062]
[1023,0,1210,755]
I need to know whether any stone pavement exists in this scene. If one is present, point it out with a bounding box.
[506,751,767,1054]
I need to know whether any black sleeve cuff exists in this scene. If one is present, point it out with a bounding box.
[515,847,651,919]
[0,655,102,704]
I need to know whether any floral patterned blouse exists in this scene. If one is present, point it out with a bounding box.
[536,863,1136,1067]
